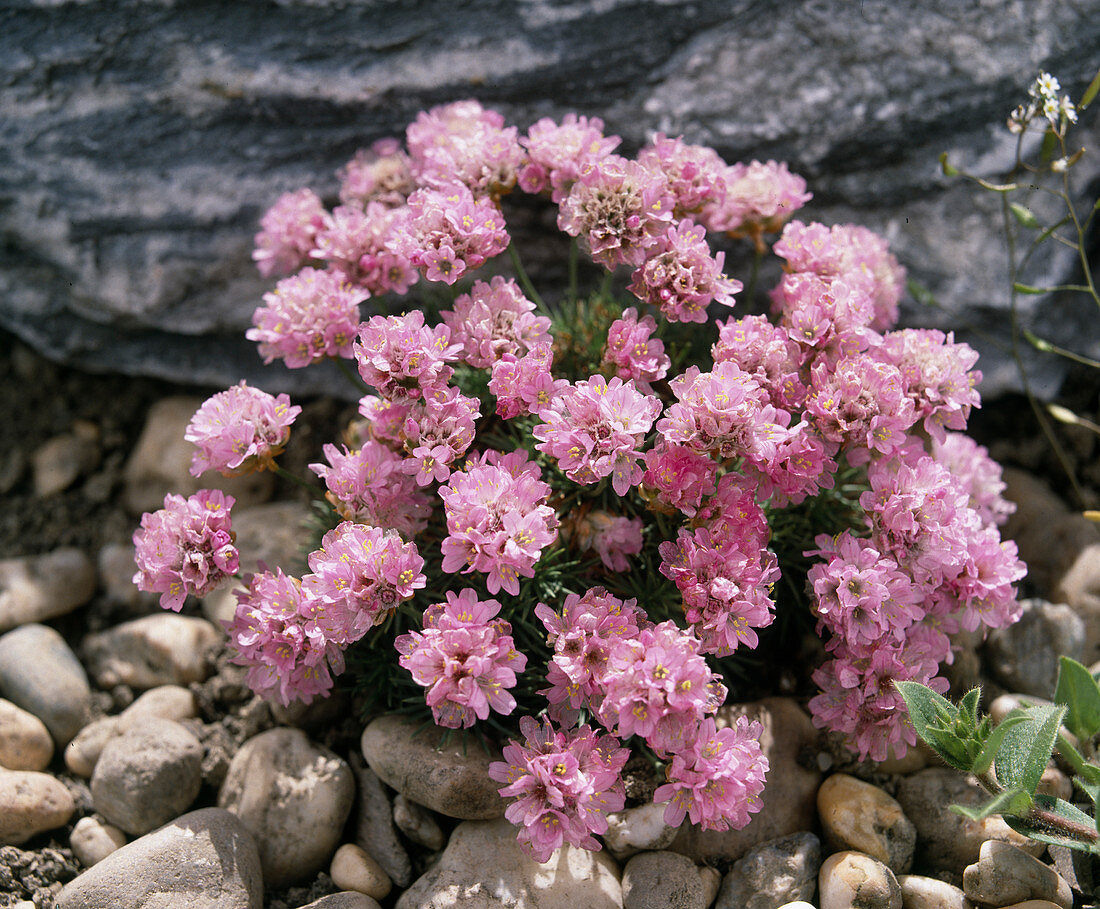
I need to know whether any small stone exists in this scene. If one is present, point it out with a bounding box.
[0,548,97,632]
[361,713,505,820]
[1037,766,1073,802]
[200,500,314,627]
[69,817,127,867]
[396,816,622,909]
[984,599,1085,697]
[0,623,92,746]
[962,840,1072,909]
[90,718,203,836]
[897,874,972,909]
[393,794,446,851]
[819,851,902,909]
[299,895,382,909]
[350,755,413,889]
[671,698,821,863]
[700,866,721,907]
[895,768,1043,879]
[330,843,393,900]
[876,741,932,775]
[32,427,100,497]
[0,768,76,845]
[64,717,123,778]
[56,807,263,909]
[603,800,679,859]
[717,832,821,909]
[623,851,706,909]
[123,396,274,515]
[0,698,53,771]
[775,904,816,909]
[97,543,155,611]
[818,773,916,873]
[219,726,354,889]
[1060,543,1100,664]
[83,613,219,690]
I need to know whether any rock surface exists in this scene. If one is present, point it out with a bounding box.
[0,768,76,846]
[69,817,128,868]
[819,851,902,909]
[0,547,97,632]
[3,2,1099,397]
[350,755,413,889]
[962,840,1072,909]
[0,699,54,771]
[984,598,1085,697]
[717,832,821,909]
[817,773,916,873]
[395,816,622,909]
[56,807,263,909]
[83,612,220,690]
[622,851,707,909]
[218,726,354,889]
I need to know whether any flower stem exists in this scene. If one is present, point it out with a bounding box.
[744,246,764,306]
[274,464,316,493]
[333,356,370,395]
[568,238,579,302]
[509,242,550,316]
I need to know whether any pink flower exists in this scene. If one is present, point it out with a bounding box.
[489,343,568,419]
[396,589,527,728]
[247,267,366,368]
[706,160,811,244]
[252,188,326,278]
[489,715,629,863]
[601,307,670,392]
[399,385,481,486]
[558,155,675,268]
[930,432,1015,528]
[569,510,644,572]
[225,568,345,707]
[439,449,559,595]
[713,315,806,411]
[338,137,416,208]
[312,203,419,295]
[308,441,431,537]
[641,441,719,517]
[304,522,426,644]
[637,133,728,219]
[441,276,551,368]
[628,220,741,323]
[185,382,301,477]
[653,715,768,831]
[132,489,239,612]
[533,375,661,495]
[519,113,621,202]
[354,310,462,401]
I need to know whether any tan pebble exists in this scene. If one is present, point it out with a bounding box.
[119,685,198,727]
[0,768,76,845]
[963,840,1072,909]
[1036,765,1073,801]
[330,843,392,900]
[819,851,902,909]
[0,699,54,771]
[775,904,817,909]
[818,773,916,873]
[70,816,127,866]
[898,873,973,909]
[64,716,123,778]
[699,864,721,907]
[996,903,1066,909]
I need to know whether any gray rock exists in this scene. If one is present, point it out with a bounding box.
[604,800,680,860]
[0,698,54,771]
[393,794,446,851]
[984,599,1085,697]
[817,773,916,874]
[57,807,263,909]
[670,698,821,863]
[3,3,1098,398]
[819,851,902,909]
[0,768,77,846]
[1058,543,1100,664]
[0,623,92,746]
[350,754,412,889]
[218,727,354,889]
[69,817,128,868]
[122,396,275,516]
[361,713,505,820]
[83,613,220,690]
[299,895,382,909]
[97,542,156,612]
[962,840,1072,909]
[623,851,707,909]
[396,816,622,909]
[0,547,97,632]
[718,832,821,909]
[91,718,204,836]
[32,424,100,497]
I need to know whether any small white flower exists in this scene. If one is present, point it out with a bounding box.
[1031,72,1061,100]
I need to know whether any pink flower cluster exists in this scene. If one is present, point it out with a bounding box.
[313,202,419,296]
[396,589,526,728]
[132,489,239,612]
[533,375,661,495]
[247,267,366,368]
[569,510,645,572]
[338,137,416,208]
[489,343,567,419]
[710,160,813,244]
[519,114,621,202]
[439,449,559,595]
[252,188,326,278]
[441,276,550,368]
[186,382,301,477]
[601,307,671,392]
[354,311,461,401]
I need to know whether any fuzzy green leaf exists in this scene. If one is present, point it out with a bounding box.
[971,714,1028,776]
[1055,656,1100,742]
[996,703,1068,794]
[959,688,982,729]
[1040,129,1059,164]
[896,681,971,770]
[1009,203,1041,229]
[950,786,1031,821]
[1081,66,1100,110]
[1004,794,1100,854]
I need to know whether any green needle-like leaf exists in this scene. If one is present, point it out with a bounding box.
[950,786,1031,821]
[996,703,1068,794]
[1055,656,1100,742]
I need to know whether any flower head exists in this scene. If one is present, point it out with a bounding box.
[186,382,301,477]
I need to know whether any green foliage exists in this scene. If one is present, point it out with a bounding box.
[897,654,1100,857]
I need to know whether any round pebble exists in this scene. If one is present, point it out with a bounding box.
[0,623,92,746]
[90,718,203,835]
[299,894,382,909]
[819,851,902,909]
[622,851,706,909]
[818,773,916,873]
[0,767,76,845]
[717,832,820,909]
[219,726,354,889]
[962,840,1072,909]
[32,427,100,498]
[330,843,393,900]
[0,548,97,632]
[393,794,446,851]
[83,613,219,690]
[604,800,679,858]
[69,817,127,867]
[64,717,122,778]
[0,698,54,771]
[897,874,972,909]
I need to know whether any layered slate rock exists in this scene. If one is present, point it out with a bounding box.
[3,1,1098,396]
